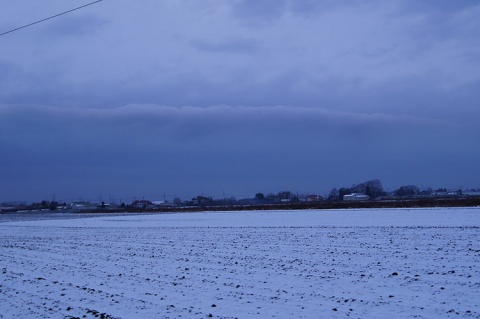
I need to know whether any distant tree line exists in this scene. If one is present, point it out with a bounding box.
[4,179,478,213]
[180,180,471,207]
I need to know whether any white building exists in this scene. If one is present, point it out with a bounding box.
[70,202,96,211]
[343,193,370,201]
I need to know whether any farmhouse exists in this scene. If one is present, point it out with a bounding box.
[70,201,96,211]
[131,200,155,209]
[152,200,174,207]
[306,195,324,202]
[343,193,370,201]
[192,196,212,206]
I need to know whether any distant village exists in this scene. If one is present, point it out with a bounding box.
[2,179,480,213]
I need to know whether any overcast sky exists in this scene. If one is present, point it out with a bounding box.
[1,0,479,203]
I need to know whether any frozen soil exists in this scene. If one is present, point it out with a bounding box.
[1,208,479,318]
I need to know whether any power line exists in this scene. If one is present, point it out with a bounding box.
[0,0,104,37]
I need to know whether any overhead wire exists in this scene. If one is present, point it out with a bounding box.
[0,0,103,37]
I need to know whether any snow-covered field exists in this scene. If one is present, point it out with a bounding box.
[1,208,479,319]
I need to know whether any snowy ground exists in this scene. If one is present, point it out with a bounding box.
[1,208,479,319]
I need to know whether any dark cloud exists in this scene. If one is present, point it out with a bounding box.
[1,104,478,202]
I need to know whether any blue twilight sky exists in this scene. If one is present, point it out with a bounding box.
[1,0,479,203]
